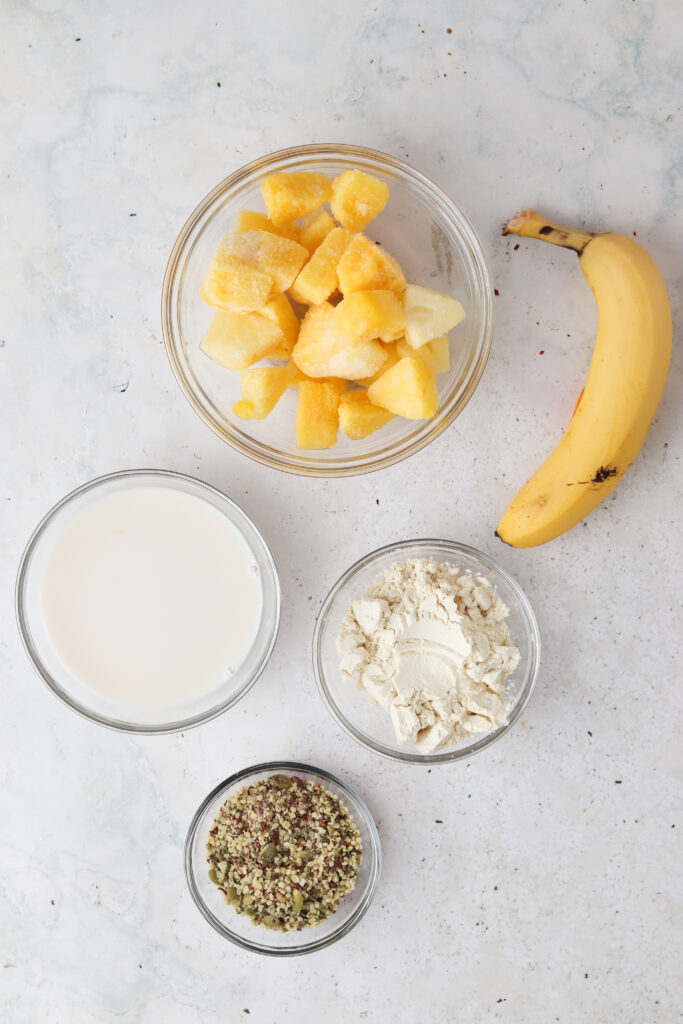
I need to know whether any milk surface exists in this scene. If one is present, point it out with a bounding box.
[41,486,263,706]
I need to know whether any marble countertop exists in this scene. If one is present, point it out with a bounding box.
[2,1,681,1021]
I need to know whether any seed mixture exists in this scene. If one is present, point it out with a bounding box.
[206,774,362,932]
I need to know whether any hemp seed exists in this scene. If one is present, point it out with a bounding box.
[206,775,362,932]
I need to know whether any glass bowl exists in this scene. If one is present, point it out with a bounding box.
[185,761,381,955]
[313,539,540,764]
[15,470,280,734]
[162,143,493,477]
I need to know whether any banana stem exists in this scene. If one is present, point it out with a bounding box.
[503,208,593,253]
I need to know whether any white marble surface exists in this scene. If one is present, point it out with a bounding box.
[1,0,682,1020]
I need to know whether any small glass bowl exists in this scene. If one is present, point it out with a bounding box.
[15,470,280,734]
[313,539,540,764]
[185,762,381,956]
[162,143,493,477]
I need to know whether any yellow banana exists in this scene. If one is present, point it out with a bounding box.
[497,208,671,548]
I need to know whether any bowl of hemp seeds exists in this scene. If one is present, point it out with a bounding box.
[184,762,381,955]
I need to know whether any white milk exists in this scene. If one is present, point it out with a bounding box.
[41,486,263,707]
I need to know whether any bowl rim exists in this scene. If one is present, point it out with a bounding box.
[162,142,494,478]
[312,538,541,765]
[184,760,382,956]
[15,468,281,735]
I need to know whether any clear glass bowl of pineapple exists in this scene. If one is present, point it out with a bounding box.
[162,144,493,476]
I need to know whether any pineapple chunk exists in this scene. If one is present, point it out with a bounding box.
[396,334,450,374]
[287,283,312,306]
[296,381,340,449]
[233,400,257,419]
[233,366,289,419]
[259,294,300,360]
[285,359,306,388]
[200,253,273,313]
[290,227,352,306]
[316,377,348,395]
[216,230,308,296]
[337,234,405,296]
[200,311,283,370]
[367,356,439,419]
[402,284,466,349]
[285,360,348,394]
[262,172,332,226]
[355,341,401,386]
[293,303,387,380]
[299,209,337,254]
[339,390,395,439]
[336,290,406,344]
[330,170,390,232]
[236,210,301,243]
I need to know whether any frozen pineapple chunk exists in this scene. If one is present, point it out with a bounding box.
[355,341,401,387]
[215,230,308,296]
[402,284,465,349]
[299,209,337,254]
[200,311,283,370]
[396,334,450,374]
[290,227,352,306]
[262,171,332,226]
[258,294,300,360]
[293,303,387,380]
[336,290,406,344]
[367,356,439,419]
[285,360,348,393]
[316,377,348,394]
[339,390,395,439]
[232,366,289,419]
[296,381,340,449]
[200,253,273,313]
[233,400,256,419]
[285,359,306,388]
[337,234,405,296]
[330,170,390,232]
[236,210,301,243]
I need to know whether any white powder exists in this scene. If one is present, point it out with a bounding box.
[336,558,521,753]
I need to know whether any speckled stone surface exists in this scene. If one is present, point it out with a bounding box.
[1,1,682,1021]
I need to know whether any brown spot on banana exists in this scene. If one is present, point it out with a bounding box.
[592,465,619,484]
[566,466,621,487]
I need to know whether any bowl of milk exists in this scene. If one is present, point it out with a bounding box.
[16,470,280,732]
